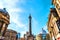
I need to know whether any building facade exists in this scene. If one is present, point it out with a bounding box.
[36,29,50,40]
[48,8,58,40]
[48,0,60,40]
[0,8,10,40]
[4,29,17,40]
[47,8,60,40]
[36,34,42,40]
[52,0,60,17]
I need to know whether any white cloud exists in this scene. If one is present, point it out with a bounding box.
[7,8,23,13]
[0,0,19,8]
[0,0,26,28]
[0,0,39,37]
[0,0,27,37]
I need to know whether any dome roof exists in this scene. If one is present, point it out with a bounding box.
[0,8,10,19]
[42,29,46,34]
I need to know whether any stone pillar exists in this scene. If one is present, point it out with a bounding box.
[29,14,32,35]
[2,24,8,36]
[0,21,4,33]
[0,23,7,36]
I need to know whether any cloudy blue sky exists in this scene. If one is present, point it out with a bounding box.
[0,0,52,37]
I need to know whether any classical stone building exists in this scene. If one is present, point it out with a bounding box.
[52,0,60,17]
[0,8,10,39]
[48,0,60,40]
[36,29,50,40]
[4,29,17,40]
[47,8,59,40]
[36,34,42,40]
